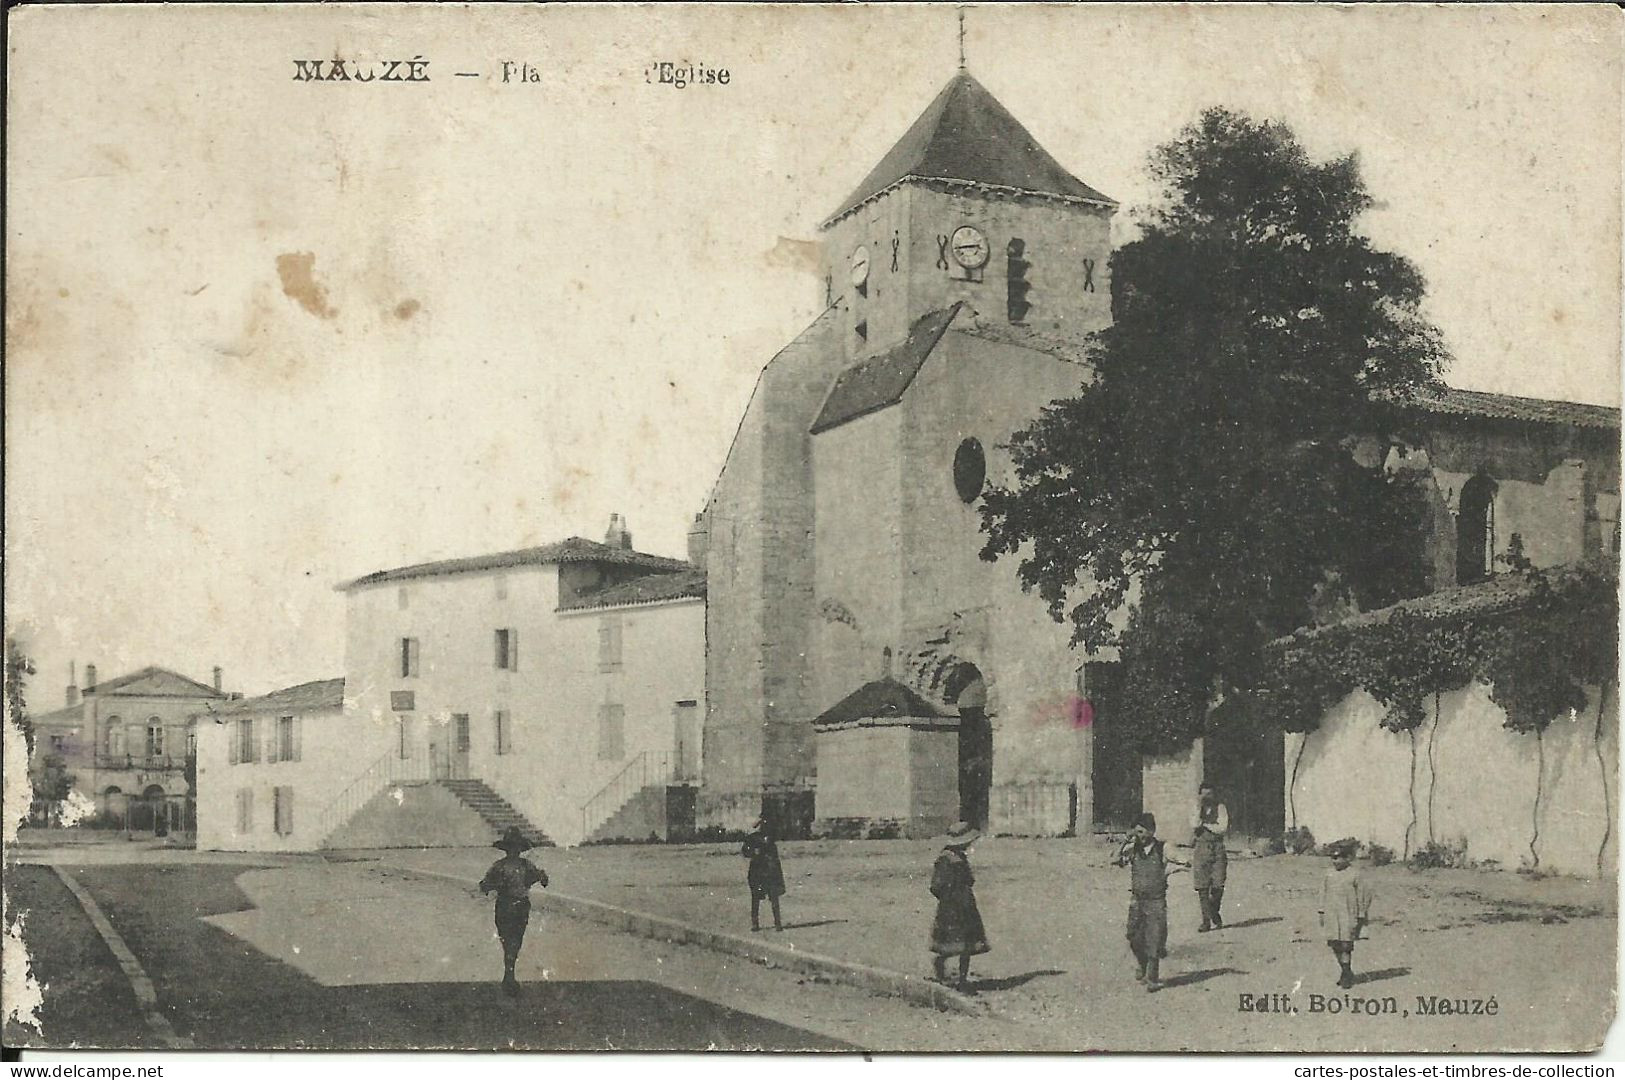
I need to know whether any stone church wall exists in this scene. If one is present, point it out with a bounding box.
[700,309,847,832]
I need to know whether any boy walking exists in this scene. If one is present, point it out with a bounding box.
[1319,839,1372,989]
[479,825,549,995]
[1116,812,1179,992]
[1192,783,1229,931]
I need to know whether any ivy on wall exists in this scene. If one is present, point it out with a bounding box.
[1256,565,1616,737]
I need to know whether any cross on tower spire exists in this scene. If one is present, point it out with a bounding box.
[958,7,967,70]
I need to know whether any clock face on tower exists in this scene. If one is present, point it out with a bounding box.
[950,225,990,269]
[849,246,871,287]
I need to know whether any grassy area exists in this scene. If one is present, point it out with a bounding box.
[3,865,156,1049]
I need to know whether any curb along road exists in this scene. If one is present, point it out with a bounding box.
[381,861,989,1017]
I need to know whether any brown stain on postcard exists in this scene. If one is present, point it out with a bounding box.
[275,252,338,319]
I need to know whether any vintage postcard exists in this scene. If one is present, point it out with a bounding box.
[3,2,1620,1056]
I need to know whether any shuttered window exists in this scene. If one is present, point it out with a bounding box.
[494,710,512,755]
[273,786,294,836]
[597,704,625,761]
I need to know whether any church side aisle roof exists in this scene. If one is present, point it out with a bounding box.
[824,72,1115,227]
[810,305,963,434]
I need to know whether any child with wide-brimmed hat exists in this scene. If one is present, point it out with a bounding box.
[479,825,549,995]
[928,821,989,991]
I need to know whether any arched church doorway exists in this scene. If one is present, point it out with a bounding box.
[945,663,991,830]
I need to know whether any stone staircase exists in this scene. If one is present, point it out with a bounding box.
[439,779,552,847]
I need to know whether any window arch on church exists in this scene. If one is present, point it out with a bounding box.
[1456,473,1497,585]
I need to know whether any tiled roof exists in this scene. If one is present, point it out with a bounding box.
[813,677,954,726]
[1397,386,1619,430]
[961,311,1094,365]
[558,569,707,612]
[810,305,963,434]
[27,702,85,727]
[341,537,691,591]
[825,72,1115,226]
[1269,565,1613,653]
[214,678,345,716]
[86,666,225,699]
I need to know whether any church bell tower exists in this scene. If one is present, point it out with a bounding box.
[820,71,1117,357]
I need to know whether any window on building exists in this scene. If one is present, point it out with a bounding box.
[276,716,298,762]
[397,717,410,761]
[1457,474,1497,585]
[397,587,409,610]
[597,703,625,761]
[495,628,519,671]
[273,786,294,836]
[954,438,987,503]
[1006,238,1032,323]
[49,733,66,753]
[494,710,512,755]
[400,637,420,678]
[234,717,258,764]
[186,728,197,757]
[146,721,165,759]
[598,620,624,673]
[236,788,254,834]
[495,575,508,600]
[105,720,124,757]
[453,714,471,753]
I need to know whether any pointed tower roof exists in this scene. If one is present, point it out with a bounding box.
[824,72,1115,227]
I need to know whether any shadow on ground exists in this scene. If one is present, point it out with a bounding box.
[1355,967,1411,986]
[1158,967,1246,989]
[965,969,1065,993]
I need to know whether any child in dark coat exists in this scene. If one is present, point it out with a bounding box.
[929,821,989,991]
[479,826,548,995]
[740,817,785,931]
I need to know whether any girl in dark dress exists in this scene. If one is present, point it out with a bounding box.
[929,821,989,990]
[740,817,785,931]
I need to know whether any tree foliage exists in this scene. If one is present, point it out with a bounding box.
[6,636,37,756]
[980,109,1447,753]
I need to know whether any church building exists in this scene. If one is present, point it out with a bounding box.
[701,71,1127,839]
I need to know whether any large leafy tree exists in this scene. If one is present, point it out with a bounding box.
[980,109,1447,753]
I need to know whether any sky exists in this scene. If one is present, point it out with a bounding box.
[6,3,1620,704]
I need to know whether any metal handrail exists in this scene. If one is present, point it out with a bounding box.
[581,750,674,841]
[314,743,432,846]
[93,754,182,771]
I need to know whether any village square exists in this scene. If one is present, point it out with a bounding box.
[4,4,1620,1057]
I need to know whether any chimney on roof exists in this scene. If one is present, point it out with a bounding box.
[84,664,98,693]
[686,510,709,568]
[66,661,79,707]
[213,666,223,693]
[605,513,633,551]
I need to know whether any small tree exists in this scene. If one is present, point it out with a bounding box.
[981,108,1446,753]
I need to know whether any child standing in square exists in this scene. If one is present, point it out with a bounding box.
[1319,838,1372,989]
[1116,812,1178,992]
[479,825,549,995]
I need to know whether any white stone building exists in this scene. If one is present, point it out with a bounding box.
[328,516,706,849]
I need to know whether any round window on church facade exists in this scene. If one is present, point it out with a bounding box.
[953,438,986,503]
